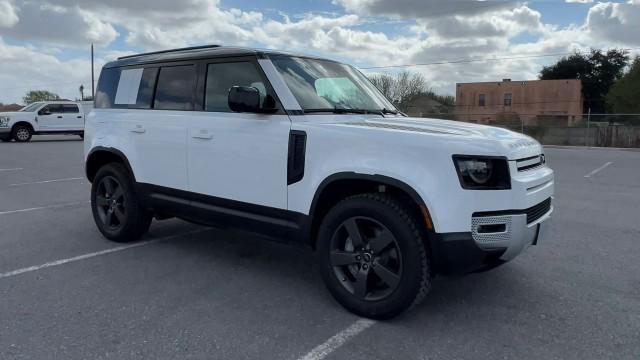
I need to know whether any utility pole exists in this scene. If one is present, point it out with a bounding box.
[91,43,95,99]
[586,107,591,146]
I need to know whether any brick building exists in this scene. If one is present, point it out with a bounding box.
[454,79,583,126]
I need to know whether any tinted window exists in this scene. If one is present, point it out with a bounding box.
[205,62,269,112]
[95,68,121,109]
[39,104,63,114]
[154,65,195,111]
[504,93,512,106]
[63,104,79,113]
[132,68,158,109]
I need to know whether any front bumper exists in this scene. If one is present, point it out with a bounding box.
[431,198,553,274]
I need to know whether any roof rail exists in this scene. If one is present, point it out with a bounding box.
[117,45,222,60]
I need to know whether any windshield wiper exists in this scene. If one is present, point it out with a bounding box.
[303,108,364,114]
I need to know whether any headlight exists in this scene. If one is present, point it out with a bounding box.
[453,155,511,190]
[0,116,9,127]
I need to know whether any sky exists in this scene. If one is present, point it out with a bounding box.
[0,0,639,104]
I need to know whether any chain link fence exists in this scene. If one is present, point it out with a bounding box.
[415,113,640,148]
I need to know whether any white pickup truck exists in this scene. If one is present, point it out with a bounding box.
[0,101,90,142]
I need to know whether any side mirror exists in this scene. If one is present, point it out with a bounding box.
[228,86,261,113]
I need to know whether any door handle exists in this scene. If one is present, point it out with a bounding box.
[130,126,146,134]
[57,116,63,118]
[192,132,213,140]
[77,116,82,118]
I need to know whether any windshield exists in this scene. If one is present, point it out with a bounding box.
[271,56,397,113]
[20,102,43,112]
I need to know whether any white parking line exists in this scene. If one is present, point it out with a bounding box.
[0,201,89,216]
[0,229,206,280]
[584,162,613,178]
[0,168,23,172]
[8,177,84,187]
[297,319,377,360]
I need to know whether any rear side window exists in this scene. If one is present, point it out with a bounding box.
[95,67,158,109]
[62,104,79,113]
[205,62,268,112]
[154,65,196,111]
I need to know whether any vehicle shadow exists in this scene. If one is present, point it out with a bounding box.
[147,222,539,318]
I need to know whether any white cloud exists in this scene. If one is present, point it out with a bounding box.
[586,1,640,46]
[0,37,102,103]
[1,1,117,46]
[0,0,19,27]
[333,0,518,19]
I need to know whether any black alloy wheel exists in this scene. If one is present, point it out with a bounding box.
[91,163,152,242]
[318,193,431,319]
[330,216,403,301]
[95,175,126,231]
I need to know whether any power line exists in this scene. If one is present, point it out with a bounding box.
[358,47,640,70]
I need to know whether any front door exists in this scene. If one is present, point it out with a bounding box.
[37,104,64,130]
[187,60,290,210]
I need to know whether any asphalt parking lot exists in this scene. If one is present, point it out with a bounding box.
[1,136,639,360]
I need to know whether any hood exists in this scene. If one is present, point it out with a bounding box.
[331,116,543,159]
[0,111,34,119]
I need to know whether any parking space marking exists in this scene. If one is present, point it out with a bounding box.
[0,201,89,216]
[584,161,613,178]
[297,319,377,360]
[8,177,84,187]
[0,168,23,172]
[0,229,207,280]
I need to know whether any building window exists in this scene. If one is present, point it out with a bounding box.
[504,93,512,106]
[478,94,486,107]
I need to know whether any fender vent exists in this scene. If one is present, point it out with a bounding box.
[287,131,307,185]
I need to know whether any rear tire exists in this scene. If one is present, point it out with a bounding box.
[12,125,32,142]
[317,193,431,319]
[91,163,152,242]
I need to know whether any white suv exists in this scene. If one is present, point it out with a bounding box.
[84,45,554,319]
[0,101,88,142]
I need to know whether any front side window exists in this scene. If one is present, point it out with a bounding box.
[478,94,486,107]
[39,104,63,115]
[205,62,270,112]
[154,65,196,111]
[271,56,396,112]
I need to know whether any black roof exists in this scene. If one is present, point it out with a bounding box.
[104,45,323,68]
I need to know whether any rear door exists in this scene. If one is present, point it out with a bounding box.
[37,104,64,130]
[61,104,83,130]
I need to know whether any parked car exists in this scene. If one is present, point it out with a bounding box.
[0,101,87,142]
[84,45,554,319]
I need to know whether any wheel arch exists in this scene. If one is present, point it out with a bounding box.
[86,147,136,183]
[11,121,35,133]
[307,172,434,249]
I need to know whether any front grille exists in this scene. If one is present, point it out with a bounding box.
[526,198,551,224]
[516,154,545,172]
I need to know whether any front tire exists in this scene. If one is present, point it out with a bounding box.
[91,163,152,242]
[317,193,431,319]
[12,125,32,142]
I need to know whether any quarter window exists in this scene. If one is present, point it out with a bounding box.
[205,62,269,112]
[154,65,196,111]
[478,94,486,107]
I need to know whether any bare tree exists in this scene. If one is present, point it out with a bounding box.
[369,71,427,106]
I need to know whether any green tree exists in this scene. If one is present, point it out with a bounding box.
[23,90,61,104]
[539,49,629,113]
[606,57,640,115]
